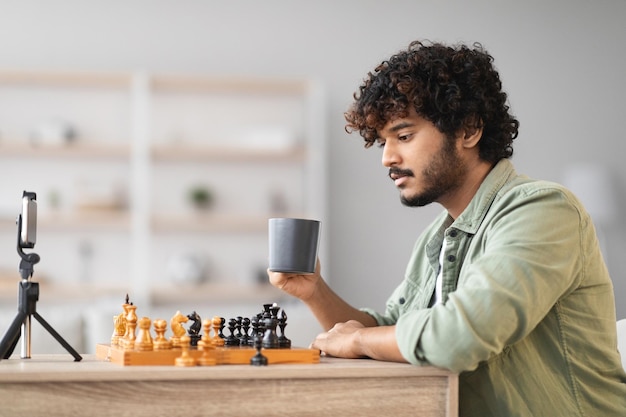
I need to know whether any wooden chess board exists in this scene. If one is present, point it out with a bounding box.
[96,343,320,366]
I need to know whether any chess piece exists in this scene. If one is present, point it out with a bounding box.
[186,311,202,347]
[121,304,138,350]
[250,333,267,366]
[262,303,273,319]
[198,319,216,366]
[269,303,280,320]
[240,317,251,346]
[119,298,132,346]
[111,312,126,347]
[262,314,279,349]
[170,310,189,348]
[134,317,154,351]
[224,318,239,346]
[218,317,226,339]
[234,316,243,340]
[153,318,172,350]
[278,309,291,348]
[211,316,225,347]
[175,335,197,367]
[249,315,264,347]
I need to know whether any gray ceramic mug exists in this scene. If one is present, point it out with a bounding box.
[268,218,321,274]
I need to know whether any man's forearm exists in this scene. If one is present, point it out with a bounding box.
[305,278,378,330]
[355,324,406,362]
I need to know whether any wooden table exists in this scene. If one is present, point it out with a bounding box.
[0,354,458,417]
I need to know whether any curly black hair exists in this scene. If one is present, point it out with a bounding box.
[344,40,519,163]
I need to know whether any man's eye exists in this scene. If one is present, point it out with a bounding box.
[398,134,412,142]
[376,140,386,148]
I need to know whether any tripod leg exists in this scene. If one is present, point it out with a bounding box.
[0,312,27,360]
[33,312,82,362]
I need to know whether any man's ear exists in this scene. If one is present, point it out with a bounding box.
[461,116,483,149]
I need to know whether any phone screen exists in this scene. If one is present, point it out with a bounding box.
[20,194,37,248]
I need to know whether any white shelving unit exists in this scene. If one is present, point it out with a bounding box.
[0,70,327,311]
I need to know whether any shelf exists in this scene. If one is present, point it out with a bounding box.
[152,212,282,234]
[151,74,309,95]
[148,282,286,306]
[0,210,130,233]
[151,143,306,163]
[0,142,304,162]
[0,281,285,306]
[0,280,128,303]
[0,142,130,159]
[0,70,132,88]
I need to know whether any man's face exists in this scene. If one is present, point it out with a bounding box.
[376,110,466,207]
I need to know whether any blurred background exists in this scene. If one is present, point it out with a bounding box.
[0,0,624,355]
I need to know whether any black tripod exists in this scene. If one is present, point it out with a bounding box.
[0,214,82,361]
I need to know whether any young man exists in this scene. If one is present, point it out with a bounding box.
[268,40,626,416]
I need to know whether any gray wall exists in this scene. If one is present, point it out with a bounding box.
[1,0,625,318]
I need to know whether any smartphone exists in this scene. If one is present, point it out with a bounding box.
[20,191,37,248]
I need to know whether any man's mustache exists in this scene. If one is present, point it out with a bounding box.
[388,167,414,180]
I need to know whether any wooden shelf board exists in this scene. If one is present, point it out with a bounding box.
[0,282,283,305]
[151,74,309,95]
[0,211,131,233]
[151,213,271,233]
[148,283,284,305]
[151,144,306,162]
[0,70,132,88]
[0,142,130,159]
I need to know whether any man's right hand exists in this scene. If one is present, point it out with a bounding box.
[267,258,322,302]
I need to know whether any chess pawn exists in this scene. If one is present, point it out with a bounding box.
[199,318,213,349]
[211,316,225,347]
[175,335,197,367]
[224,318,239,346]
[240,317,251,346]
[234,316,243,340]
[153,318,172,350]
[218,317,226,339]
[250,333,267,366]
[134,317,154,351]
[121,304,138,350]
[278,309,291,348]
[248,316,258,347]
[198,319,216,366]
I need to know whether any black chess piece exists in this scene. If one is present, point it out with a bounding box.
[278,309,291,348]
[218,317,226,339]
[249,316,260,347]
[262,314,279,349]
[234,316,243,340]
[224,318,239,346]
[250,333,267,366]
[240,317,251,346]
[186,311,202,347]
[269,304,280,320]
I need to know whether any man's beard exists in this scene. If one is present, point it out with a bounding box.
[395,137,465,207]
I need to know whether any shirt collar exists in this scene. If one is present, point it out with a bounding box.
[451,159,517,235]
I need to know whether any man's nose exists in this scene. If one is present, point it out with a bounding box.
[382,141,400,167]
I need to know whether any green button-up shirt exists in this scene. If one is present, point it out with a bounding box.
[363,159,626,417]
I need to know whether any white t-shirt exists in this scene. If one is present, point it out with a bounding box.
[432,239,446,306]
